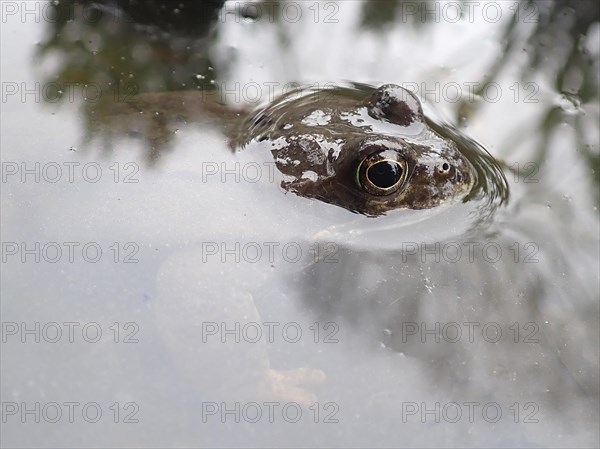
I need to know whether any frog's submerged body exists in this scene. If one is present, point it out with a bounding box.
[84,83,597,444]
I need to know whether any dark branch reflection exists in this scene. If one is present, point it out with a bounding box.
[458,0,599,200]
[35,0,225,162]
[360,0,436,28]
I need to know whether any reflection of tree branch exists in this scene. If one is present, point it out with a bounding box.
[35,1,225,165]
[82,91,245,166]
[35,1,218,93]
[575,116,600,195]
[458,0,599,201]
[360,0,434,29]
[101,0,225,36]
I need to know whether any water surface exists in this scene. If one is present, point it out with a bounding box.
[1,1,598,447]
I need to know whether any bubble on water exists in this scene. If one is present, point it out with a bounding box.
[195,74,206,80]
[423,276,434,293]
[557,92,583,115]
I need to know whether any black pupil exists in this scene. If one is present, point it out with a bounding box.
[367,161,402,189]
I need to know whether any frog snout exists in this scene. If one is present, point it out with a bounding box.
[436,159,474,191]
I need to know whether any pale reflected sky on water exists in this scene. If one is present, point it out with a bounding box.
[1,1,599,447]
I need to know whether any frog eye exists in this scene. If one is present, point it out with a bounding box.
[356,150,407,195]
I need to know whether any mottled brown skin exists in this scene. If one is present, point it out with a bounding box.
[236,84,476,216]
